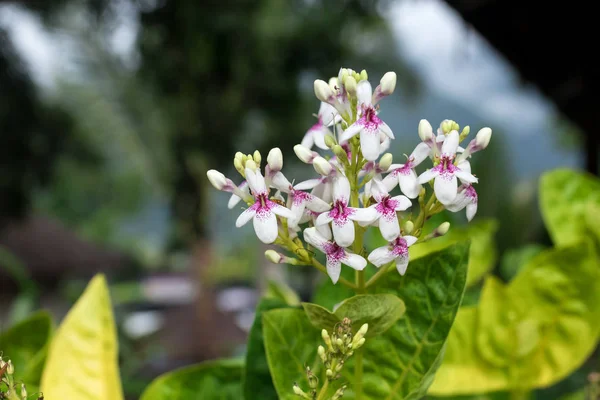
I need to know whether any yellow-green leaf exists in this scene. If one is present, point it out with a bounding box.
[41,274,123,400]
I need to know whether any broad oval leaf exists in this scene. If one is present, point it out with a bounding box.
[430,242,600,395]
[140,358,243,400]
[540,169,600,246]
[302,294,406,337]
[243,298,290,400]
[410,219,497,287]
[0,311,53,386]
[41,274,123,400]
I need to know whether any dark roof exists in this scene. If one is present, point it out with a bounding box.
[444,1,599,174]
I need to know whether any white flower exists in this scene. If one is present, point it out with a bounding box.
[301,103,338,150]
[315,176,377,247]
[228,180,249,209]
[368,235,418,275]
[372,71,397,104]
[367,181,412,241]
[287,188,331,227]
[339,80,394,161]
[303,227,366,284]
[446,184,478,221]
[235,167,294,243]
[416,130,478,205]
[383,142,430,198]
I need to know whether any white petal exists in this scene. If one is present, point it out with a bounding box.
[466,202,478,221]
[253,210,278,243]
[315,211,334,226]
[333,176,351,203]
[245,168,267,194]
[360,129,381,161]
[382,173,400,192]
[441,130,459,156]
[455,168,478,184]
[333,218,355,247]
[271,171,292,191]
[343,253,367,271]
[326,259,342,284]
[340,122,362,143]
[357,80,373,106]
[320,181,334,204]
[379,122,394,139]
[398,170,421,199]
[411,142,430,165]
[294,178,322,191]
[228,194,242,209]
[391,195,412,211]
[318,102,337,125]
[379,213,400,241]
[272,204,295,220]
[396,255,410,275]
[457,160,471,174]
[303,227,327,252]
[317,223,332,240]
[313,126,331,150]
[417,169,439,184]
[445,190,468,212]
[235,207,256,227]
[434,175,458,205]
[404,235,418,247]
[349,207,378,223]
[301,131,314,149]
[289,202,306,227]
[305,194,331,213]
[368,246,395,267]
[379,135,391,153]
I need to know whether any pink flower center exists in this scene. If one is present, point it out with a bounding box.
[375,196,399,221]
[391,158,415,176]
[324,242,346,261]
[433,154,458,178]
[465,185,478,202]
[253,193,274,219]
[391,237,409,257]
[360,105,382,134]
[329,199,354,225]
[292,189,311,206]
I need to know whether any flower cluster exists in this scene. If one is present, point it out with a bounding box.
[207,67,492,285]
[0,356,31,400]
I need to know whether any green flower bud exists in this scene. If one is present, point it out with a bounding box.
[324,134,337,149]
[253,150,262,166]
[360,69,368,81]
[404,220,414,235]
[345,76,357,96]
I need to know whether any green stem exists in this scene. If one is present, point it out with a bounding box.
[316,380,330,400]
[365,261,394,288]
[413,192,437,236]
[509,390,529,400]
[354,348,364,400]
[311,257,358,290]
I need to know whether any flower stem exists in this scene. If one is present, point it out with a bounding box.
[311,257,358,289]
[354,347,364,400]
[316,380,330,400]
[413,191,437,236]
[365,261,394,288]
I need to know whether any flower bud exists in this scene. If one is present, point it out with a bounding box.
[404,220,414,234]
[441,119,459,134]
[435,222,450,237]
[353,337,366,349]
[475,127,492,150]
[293,383,310,398]
[357,323,369,337]
[245,160,258,172]
[332,145,348,164]
[206,170,227,190]
[344,76,357,96]
[322,329,334,351]
[418,119,434,142]
[233,158,244,175]
[313,157,332,176]
[335,362,344,372]
[335,338,344,349]
[380,71,396,95]
[317,345,326,363]
[328,77,339,91]
[326,369,334,378]
[267,147,283,172]
[7,359,14,375]
[21,383,27,399]
[360,69,368,81]
[314,79,334,103]
[293,144,316,164]
[253,150,262,166]
[265,250,283,264]
[324,134,337,149]
[379,153,393,171]
[307,368,318,389]
[332,385,347,400]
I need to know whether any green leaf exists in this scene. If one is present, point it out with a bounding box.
[429,242,600,395]
[0,311,53,386]
[499,244,546,281]
[41,274,123,400]
[302,294,406,337]
[262,308,324,400]
[265,280,301,306]
[243,298,289,400]
[140,358,243,399]
[540,169,600,246]
[410,219,497,287]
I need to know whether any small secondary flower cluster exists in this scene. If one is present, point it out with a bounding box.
[0,356,30,400]
[293,319,368,399]
[207,67,492,285]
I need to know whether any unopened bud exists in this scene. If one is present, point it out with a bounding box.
[324,134,337,149]
[307,369,318,389]
[326,369,334,378]
[441,119,459,134]
[328,77,339,91]
[418,119,434,142]
[245,160,258,172]
[360,69,368,81]
[317,345,326,363]
[7,359,14,375]
[379,153,393,171]
[313,157,333,176]
[233,158,244,175]
[404,220,414,235]
[314,79,334,103]
[294,144,316,164]
[461,125,471,137]
[357,323,369,337]
[475,127,492,150]
[332,145,348,163]
[335,338,344,348]
[380,71,396,95]
[322,329,334,351]
[344,76,357,96]
[207,170,227,190]
[332,385,347,400]
[267,147,283,171]
[293,383,310,398]
[265,250,283,264]
[21,383,27,399]
[353,337,366,349]
[435,222,450,237]
[335,362,344,372]
[253,150,262,166]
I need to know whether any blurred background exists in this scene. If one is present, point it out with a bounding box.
[0,0,596,398]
